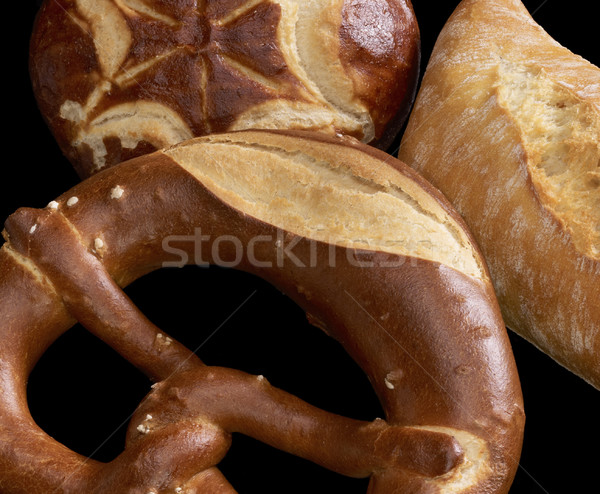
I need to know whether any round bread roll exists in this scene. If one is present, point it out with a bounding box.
[0,130,524,493]
[29,0,420,178]
[398,0,600,389]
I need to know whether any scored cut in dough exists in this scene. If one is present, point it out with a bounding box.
[166,132,484,279]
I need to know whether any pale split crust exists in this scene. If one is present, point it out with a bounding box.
[398,0,600,388]
[0,131,524,492]
[165,131,485,279]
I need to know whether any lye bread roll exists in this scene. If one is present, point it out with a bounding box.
[398,0,600,388]
[29,0,420,178]
[0,130,525,493]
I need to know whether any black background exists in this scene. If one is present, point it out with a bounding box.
[5,1,599,493]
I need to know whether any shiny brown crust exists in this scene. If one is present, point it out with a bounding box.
[398,0,600,389]
[338,0,421,149]
[29,0,420,178]
[0,130,523,493]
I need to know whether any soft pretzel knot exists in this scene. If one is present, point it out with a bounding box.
[0,131,524,493]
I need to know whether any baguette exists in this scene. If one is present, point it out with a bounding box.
[398,0,600,389]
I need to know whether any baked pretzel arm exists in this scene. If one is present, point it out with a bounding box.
[0,131,524,493]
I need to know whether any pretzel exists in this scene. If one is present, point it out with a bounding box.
[0,130,524,493]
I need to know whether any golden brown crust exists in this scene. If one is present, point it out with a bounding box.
[29,0,420,178]
[398,0,600,388]
[0,131,523,492]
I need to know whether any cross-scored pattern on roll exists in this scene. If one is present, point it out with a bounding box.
[0,131,524,493]
[29,0,420,178]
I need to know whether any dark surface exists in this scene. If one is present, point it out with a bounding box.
[4,1,599,493]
